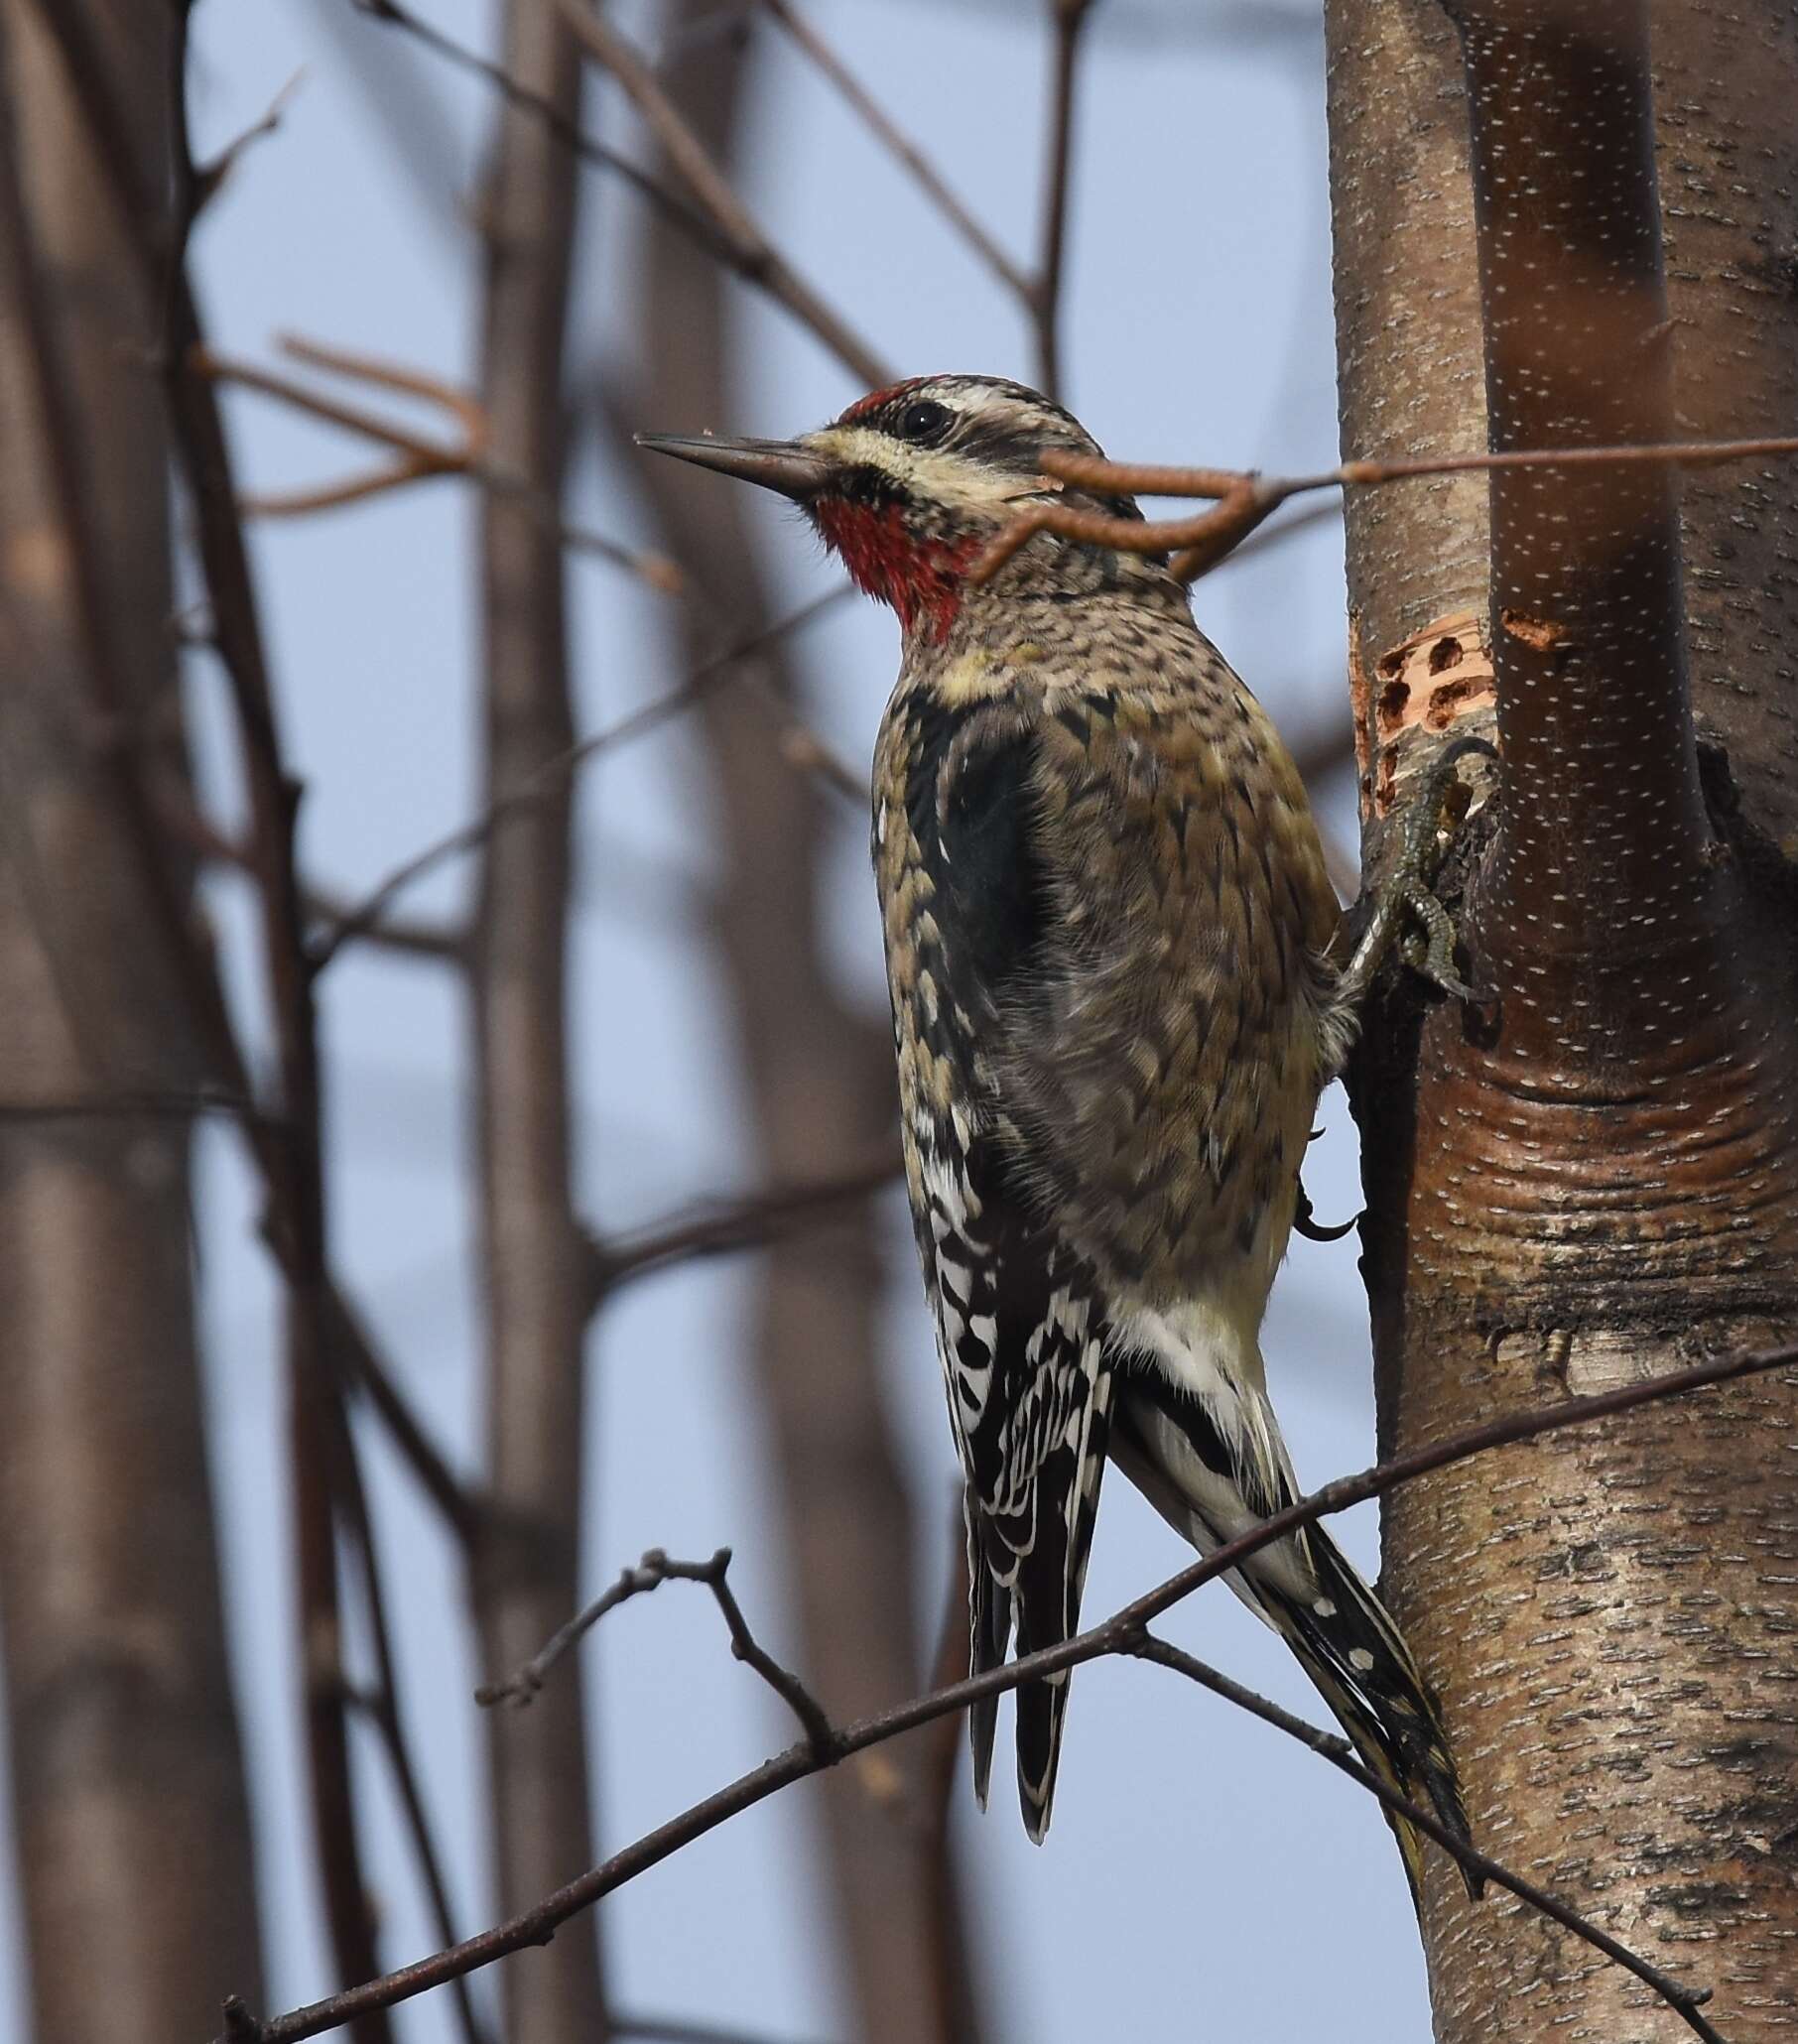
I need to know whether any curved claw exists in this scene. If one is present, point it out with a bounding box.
[1294,1182,1359,1243]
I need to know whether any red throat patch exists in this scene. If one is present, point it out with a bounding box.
[815,499,981,642]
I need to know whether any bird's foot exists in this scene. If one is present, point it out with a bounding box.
[1333,734,1497,1014]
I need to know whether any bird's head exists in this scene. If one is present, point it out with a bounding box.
[637,374,1152,640]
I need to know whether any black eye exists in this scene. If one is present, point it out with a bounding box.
[895,398,953,445]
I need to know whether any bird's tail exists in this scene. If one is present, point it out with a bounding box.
[1264,1526,1481,1912]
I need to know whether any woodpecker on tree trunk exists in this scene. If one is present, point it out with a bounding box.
[641,374,1477,1908]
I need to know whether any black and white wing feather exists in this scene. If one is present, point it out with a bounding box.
[886,703,1115,1841]
[918,1127,1113,1839]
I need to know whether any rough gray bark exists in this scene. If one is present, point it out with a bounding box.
[0,3,263,2036]
[468,3,609,2037]
[623,11,988,2041]
[1324,3,1798,2038]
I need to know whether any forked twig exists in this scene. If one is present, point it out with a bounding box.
[197,336,681,585]
[476,1547,837,1758]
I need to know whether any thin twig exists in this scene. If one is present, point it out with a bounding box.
[615,2018,835,2044]
[970,434,1798,585]
[159,17,398,2026]
[311,588,849,969]
[758,0,1029,300]
[198,339,681,587]
[1032,0,1093,398]
[350,0,745,261]
[586,1153,899,1307]
[328,1291,487,1549]
[344,1654,490,2044]
[160,784,465,959]
[1130,1637,1724,2044]
[193,67,306,218]
[548,0,889,386]
[225,1340,1796,2044]
[477,1547,836,1756]
[774,721,867,802]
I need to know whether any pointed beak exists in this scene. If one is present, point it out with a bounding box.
[634,431,831,503]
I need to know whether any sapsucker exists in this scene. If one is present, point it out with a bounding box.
[641,375,1477,1907]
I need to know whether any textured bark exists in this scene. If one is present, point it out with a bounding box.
[1654,9,1798,856]
[1324,0,1487,848]
[1325,3,1798,2039]
[627,13,987,2042]
[0,4,263,2036]
[468,3,608,2037]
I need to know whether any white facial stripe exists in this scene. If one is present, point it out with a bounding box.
[805,424,1053,510]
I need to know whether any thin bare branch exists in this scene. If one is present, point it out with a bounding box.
[311,589,848,969]
[758,0,1029,300]
[371,0,889,386]
[226,1340,1797,2044]
[1031,0,1094,397]
[197,340,681,588]
[615,2019,835,2044]
[1129,1637,1724,2044]
[477,1547,836,1756]
[146,17,399,2025]
[970,434,1798,585]
[327,1292,487,1550]
[349,0,748,260]
[342,1640,489,2044]
[587,1153,899,1307]
[774,721,867,802]
[556,1,888,385]
[192,67,305,219]
[157,785,465,959]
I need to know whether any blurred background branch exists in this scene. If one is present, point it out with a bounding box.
[464,2,609,2036]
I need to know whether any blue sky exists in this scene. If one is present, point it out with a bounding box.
[0,4,1435,2038]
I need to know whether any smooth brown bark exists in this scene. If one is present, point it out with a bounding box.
[469,2,608,2037]
[1654,10,1798,856]
[624,11,987,2041]
[0,4,263,2036]
[1324,0,1487,837]
[1327,3,1798,2037]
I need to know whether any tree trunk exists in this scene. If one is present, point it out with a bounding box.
[1325,2,1798,2037]
[469,3,609,2036]
[0,4,263,2036]
[624,12,988,2041]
